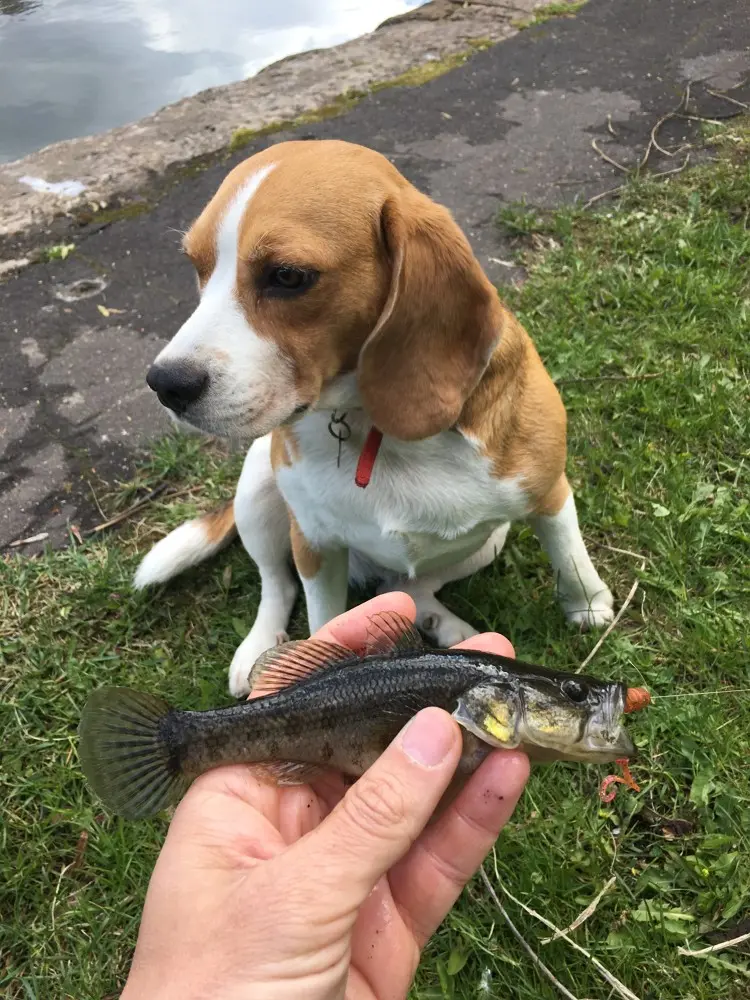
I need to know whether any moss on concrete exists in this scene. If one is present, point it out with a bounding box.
[228,89,369,152]
[514,0,588,29]
[89,202,151,225]
[36,243,76,262]
[371,50,473,91]
[228,44,498,153]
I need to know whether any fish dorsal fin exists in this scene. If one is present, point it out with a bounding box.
[364,611,424,657]
[249,639,356,697]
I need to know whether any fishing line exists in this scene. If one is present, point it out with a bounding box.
[650,687,750,700]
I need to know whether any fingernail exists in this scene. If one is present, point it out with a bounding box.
[399,708,456,767]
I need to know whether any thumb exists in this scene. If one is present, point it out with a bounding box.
[296,708,463,905]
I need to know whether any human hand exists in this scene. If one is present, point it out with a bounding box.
[121,593,529,1000]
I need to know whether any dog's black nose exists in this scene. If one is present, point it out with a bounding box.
[146,362,208,414]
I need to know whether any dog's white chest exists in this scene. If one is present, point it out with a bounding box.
[276,413,531,577]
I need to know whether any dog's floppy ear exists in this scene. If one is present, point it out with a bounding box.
[357,188,501,441]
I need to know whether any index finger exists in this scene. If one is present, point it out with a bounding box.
[314,592,417,651]
[452,631,516,659]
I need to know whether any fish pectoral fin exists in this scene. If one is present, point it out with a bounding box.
[256,761,329,786]
[249,639,357,696]
[364,611,424,657]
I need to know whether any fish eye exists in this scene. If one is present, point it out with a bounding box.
[562,679,588,704]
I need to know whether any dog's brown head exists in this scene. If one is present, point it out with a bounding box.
[147,140,502,441]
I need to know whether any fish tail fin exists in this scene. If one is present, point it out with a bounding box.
[79,687,190,820]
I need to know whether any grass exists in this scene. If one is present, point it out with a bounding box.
[2,126,750,999]
[37,243,76,262]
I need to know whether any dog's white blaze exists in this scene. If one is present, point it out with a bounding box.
[154,163,299,437]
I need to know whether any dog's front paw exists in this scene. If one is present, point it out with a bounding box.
[228,628,280,698]
[419,609,479,648]
[563,590,615,630]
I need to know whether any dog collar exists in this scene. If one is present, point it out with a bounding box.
[355,427,383,489]
[327,412,382,488]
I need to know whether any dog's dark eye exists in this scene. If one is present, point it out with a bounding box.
[272,266,305,290]
[562,679,588,703]
[262,265,318,298]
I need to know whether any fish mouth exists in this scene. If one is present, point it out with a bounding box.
[521,724,635,764]
[521,685,635,763]
[566,685,635,762]
[565,684,634,762]
[575,727,635,762]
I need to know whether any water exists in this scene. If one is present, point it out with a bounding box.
[0,0,425,163]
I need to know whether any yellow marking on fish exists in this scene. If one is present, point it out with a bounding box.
[483,714,513,743]
[483,700,515,744]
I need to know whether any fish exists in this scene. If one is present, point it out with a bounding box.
[78,611,650,820]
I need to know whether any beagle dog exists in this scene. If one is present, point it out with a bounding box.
[135,139,614,697]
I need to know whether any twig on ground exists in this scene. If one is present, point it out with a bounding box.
[591,138,631,174]
[556,372,663,386]
[583,184,625,209]
[589,82,696,202]
[84,482,170,535]
[84,483,199,536]
[542,877,617,944]
[639,83,691,168]
[478,867,581,1000]
[706,88,749,110]
[678,112,740,124]
[682,80,692,114]
[487,864,643,1000]
[648,152,691,179]
[9,531,50,548]
[578,570,643,673]
[86,479,106,520]
[598,543,651,562]
[678,930,750,957]
[725,75,749,92]
[643,112,680,162]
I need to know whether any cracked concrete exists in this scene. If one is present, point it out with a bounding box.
[0,0,748,550]
[39,326,168,431]
[2,442,68,545]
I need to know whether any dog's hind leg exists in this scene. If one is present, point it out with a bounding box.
[379,523,510,647]
[228,436,298,698]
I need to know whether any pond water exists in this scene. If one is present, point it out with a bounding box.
[0,0,425,163]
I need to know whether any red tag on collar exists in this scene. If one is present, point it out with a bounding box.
[355,427,383,488]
